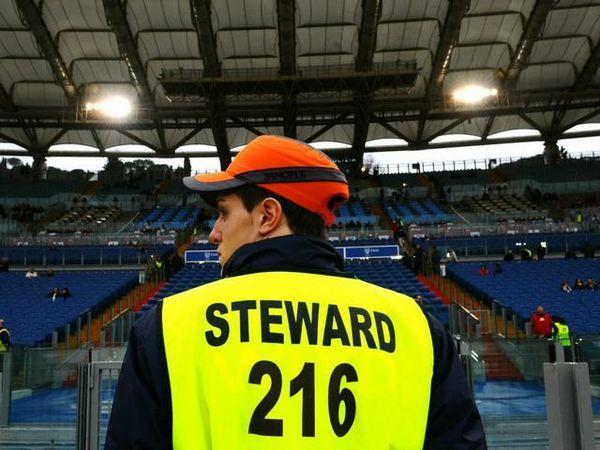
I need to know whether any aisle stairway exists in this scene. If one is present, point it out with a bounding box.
[423,273,525,381]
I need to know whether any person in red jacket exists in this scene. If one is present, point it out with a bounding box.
[530,305,552,337]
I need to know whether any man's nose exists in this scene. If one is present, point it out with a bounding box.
[209,227,221,245]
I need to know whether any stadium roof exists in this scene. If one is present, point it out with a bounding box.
[0,0,599,168]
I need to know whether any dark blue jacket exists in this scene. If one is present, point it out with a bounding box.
[106,235,487,449]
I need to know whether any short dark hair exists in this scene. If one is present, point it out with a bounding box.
[233,184,326,239]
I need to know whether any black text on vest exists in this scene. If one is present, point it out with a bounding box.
[205,300,395,353]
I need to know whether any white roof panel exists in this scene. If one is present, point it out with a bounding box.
[529,37,590,70]
[450,44,511,70]
[58,32,120,65]
[0,31,41,58]
[296,0,361,27]
[138,31,200,62]
[376,21,440,53]
[459,14,522,50]
[543,7,600,43]
[489,115,538,135]
[0,59,54,86]
[380,0,448,22]
[296,25,358,57]
[12,82,67,107]
[0,1,27,29]
[126,0,193,34]
[72,60,132,84]
[217,29,279,59]
[467,0,535,16]
[518,63,576,90]
[42,0,109,38]
[212,0,277,29]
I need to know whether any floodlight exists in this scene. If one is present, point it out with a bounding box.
[453,86,498,104]
[85,96,132,118]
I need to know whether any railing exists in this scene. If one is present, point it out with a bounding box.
[7,231,181,247]
[373,151,599,175]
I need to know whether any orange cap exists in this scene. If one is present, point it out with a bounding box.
[183,135,349,225]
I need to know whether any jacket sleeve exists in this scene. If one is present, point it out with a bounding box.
[105,303,173,450]
[423,313,487,450]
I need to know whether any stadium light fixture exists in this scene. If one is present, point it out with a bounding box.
[85,96,132,118]
[453,86,498,104]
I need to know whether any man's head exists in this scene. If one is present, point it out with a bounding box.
[536,305,545,315]
[184,136,349,265]
[0,319,4,328]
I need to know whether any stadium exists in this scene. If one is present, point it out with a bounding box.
[0,0,599,448]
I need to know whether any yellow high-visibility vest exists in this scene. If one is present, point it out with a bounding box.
[0,328,10,352]
[555,323,571,347]
[163,271,434,450]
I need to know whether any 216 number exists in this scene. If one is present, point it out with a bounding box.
[248,361,358,437]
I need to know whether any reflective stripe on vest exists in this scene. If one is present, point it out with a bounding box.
[555,323,571,347]
[162,271,434,450]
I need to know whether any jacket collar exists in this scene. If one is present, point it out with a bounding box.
[221,234,345,278]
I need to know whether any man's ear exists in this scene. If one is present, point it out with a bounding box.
[256,197,287,237]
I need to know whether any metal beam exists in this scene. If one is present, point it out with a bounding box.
[229,117,264,137]
[352,0,382,167]
[558,107,600,134]
[276,0,296,137]
[4,128,600,159]
[190,0,220,77]
[103,0,170,154]
[16,0,77,100]
[277,0,296,76]
[576,37,600,88]
[190,0,230,168]
[305,113,350,143]
[0,132,31,151]
[426,0,469,97]
[482,116,496,140]
[424,118,466,143]
[168,121,209,152]
[44,128,68,149]
[518,112,544,131]
[90,129,105,152]
[117,130,159,151]
[370,114,416,145]
[0,84,15,112]
[505,0,554,86]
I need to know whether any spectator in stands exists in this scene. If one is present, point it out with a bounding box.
[446,248,458,262]
[479,264,489,276]
[391,220,400,241]
[581,241,595,258]
[46,268,55,278]
[560,281,572,293]
[564,248,577,259]
[503,249,515,262]
[586,277,598,291]
[0,319,10,352]
[520,245,533,261]
[47,287,60,302]
[415,294,424,305]
[412,244,424,275]
[170,252,184,276]
[573,278,585,290]
[60,287,71,300]
[530,305,552,338]
[535,242,546,260]
[493,263,503,275]
[0,257,8,272]
[25,268,38,278]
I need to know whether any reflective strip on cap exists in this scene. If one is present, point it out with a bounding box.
[234,166,347,185]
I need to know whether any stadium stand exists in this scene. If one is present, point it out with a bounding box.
[447,260,600,334]
[0,244,173,266]
[44,206,121,233]
[412,232,600,257]
[131,206,202,231]
[0,270,138,345]
[333,200,378,227]
[383,198,455,224]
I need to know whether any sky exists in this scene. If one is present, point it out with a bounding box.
[2,124,600,174]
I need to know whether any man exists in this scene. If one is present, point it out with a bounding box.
[552,316,572,362]
[0,319,10,352]
[106,135,486,450]
[530,305,552,338]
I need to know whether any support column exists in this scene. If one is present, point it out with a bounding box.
[32,155,47,180]
[544,139,561,165]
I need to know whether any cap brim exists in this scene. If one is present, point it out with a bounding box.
[183,172,247,207]
[183,172,247,192]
